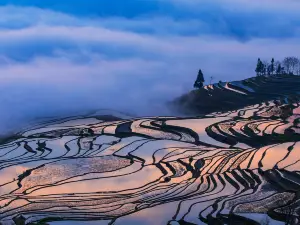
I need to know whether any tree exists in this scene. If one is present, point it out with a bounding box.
[290,57,299,74]
[271,58,275,75]
[194,80,203,89]
[281,66,286,75]
[296,60,300,75]
[283,57,292,74]
[276,63,283,75]
[255,58,262,76]
[267,64,272,76]
[194,69,205,89]
[255,57,300,77]
[197,69,205,82]
[282,57,299,75]
[257,59,266,76]
[255,58,266,76]
[274,61,281,75]
[262,61,268,76]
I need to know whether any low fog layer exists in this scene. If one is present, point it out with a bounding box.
[0,1,300,134]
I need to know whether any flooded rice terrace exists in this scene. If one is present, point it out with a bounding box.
[0,102,300,225]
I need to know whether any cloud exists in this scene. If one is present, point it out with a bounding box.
[0,4,299,134]
[1,3,300,39]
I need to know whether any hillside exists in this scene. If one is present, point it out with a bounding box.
[172,74,300,115]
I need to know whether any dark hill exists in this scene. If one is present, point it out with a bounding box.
[172,75,300,115]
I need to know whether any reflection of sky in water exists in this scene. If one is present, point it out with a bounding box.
[49,202,178,225]
[0,105,299,224]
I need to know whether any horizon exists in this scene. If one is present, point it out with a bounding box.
[0,0,300,134]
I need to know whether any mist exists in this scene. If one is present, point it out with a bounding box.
[0,4,300,135]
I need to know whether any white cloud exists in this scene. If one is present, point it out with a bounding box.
[166,0,300,11]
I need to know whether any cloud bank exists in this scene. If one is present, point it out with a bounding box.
[0,1,300,134]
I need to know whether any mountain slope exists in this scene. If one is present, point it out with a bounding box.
[172,75,300,115]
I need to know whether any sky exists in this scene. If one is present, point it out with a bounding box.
[0,0,300,134]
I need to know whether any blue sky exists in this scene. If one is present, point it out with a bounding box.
[0,0,300,133]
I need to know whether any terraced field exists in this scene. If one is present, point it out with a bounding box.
[1,77,300,225]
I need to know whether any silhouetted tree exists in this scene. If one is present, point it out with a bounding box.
[283,57,292,74]
[267,64,272,76]
[291,57,299,74]
[276,63,283,75]
[296,60,300,75]
[281,66,286,75]
[271,58,275,75]
[256,58,267,76]
[274,61,281,74]
[262,61,268,76]
[255,56,300,77]
[283,57,299,75]
[256,58,265,76]
[194,69,205,89]
[255,58,261,76]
